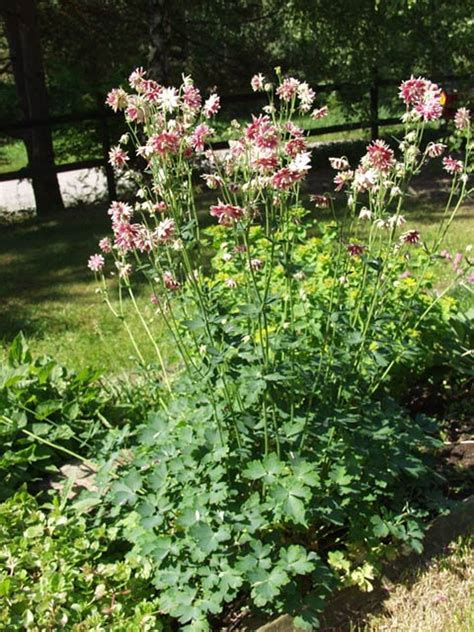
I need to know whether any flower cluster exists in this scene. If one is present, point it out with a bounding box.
[399,76,443,121]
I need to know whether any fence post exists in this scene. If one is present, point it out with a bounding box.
[370,71,379,141]
[99,109,116,203]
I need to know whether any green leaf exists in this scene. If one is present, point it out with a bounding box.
[279,545,316,576]
[329,465,353,487]
[189,522,230,555]
[243,460,266,480]
[250,566,290,607]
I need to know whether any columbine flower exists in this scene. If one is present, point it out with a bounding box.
[108,201,133,223]
[359,207,372,220]
[452,252,463,271]
[399,76,428,105]
[158,87,179,112]
[128,67,146,90]
[149,131,181,156]
[442,156,463,174]
[88,254,105,272]
[311,106,328,120]
[189,123,213,152]
[426,142,446,158]
[163,271,180,290]
[210,201,245,225]
[99,237,112,253]
[225,278,237,288]
[289,151,312,173]
[202,173,223,189]
[156,218,176,242]
[454,107,470,130]
[353,168,378,192]
[108,146,129,169]
[125,95,147,123]
[272,167,303,189]
[366,140,395,172]
[310,194,330,207]
[250,258,264,270]
[285,137,307,158]
[399,76,443,121]
[401,229,420,244]
[276,77,300,101]
[251,73,265,92]
[105,88,128,112]
[113,222,140,252]
[203,94,221,118]
[143,79,162,103]
[333,170,354,191]
[182,84,202,110]
[297,82,316,112]
[347,243,365,256]
[387,214,406,228]
[116,261,132,278]
[329,157,350,170]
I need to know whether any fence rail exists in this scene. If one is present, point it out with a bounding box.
[0,75,471,201]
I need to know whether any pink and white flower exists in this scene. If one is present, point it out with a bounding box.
[311,106,328,120]
[189,123,213,152]
[156,218,176,243]
[251,73,265,92]
[442,156,463,174]
[454,107,470,130]
[182,84,202,111]
[105,88,128,112]
[210,201,245,225]
[98,237,112,253]
[272,167,303,189]
[333,170,354,191]
[399,76,443,121]
[128,67,146,90]
[401,229,420,244]
[108,146,129,169]
[366,140,395,172]
[310,194,330,207]
[163,271,180,290]
[203,94,221,118]
[158,87,180,112]
[329,156,350,170]
[426,142,446,158]
[149,131,181,156]
[276,77,300,101]
[88,254,105,272]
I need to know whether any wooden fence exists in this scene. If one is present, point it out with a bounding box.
[0,74,471,202]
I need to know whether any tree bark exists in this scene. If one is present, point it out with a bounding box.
[148,0,170,83]
[1,0,64,215]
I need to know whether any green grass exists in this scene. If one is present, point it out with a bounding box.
[0,208,173,372]
[0,193,472,372]
[0,140,27,174]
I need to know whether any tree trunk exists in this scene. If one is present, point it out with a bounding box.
[148,0,170,83]
[1,0,64,215]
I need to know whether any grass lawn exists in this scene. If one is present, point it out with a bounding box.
[0,208,173,371]
[356,536,474,632]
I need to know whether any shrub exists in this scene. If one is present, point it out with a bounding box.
[85,70,472,629]
[0,334,161,499]
[0,490,164,630]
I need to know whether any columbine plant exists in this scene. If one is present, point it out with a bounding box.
[88,70,472,630]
